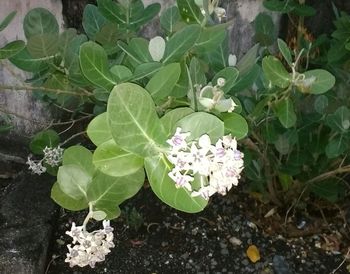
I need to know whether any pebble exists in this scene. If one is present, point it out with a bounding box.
[242,259,249,266]
[273,255,292,274]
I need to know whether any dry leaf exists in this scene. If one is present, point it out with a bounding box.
[246,245,261,263]
[264,207,277,218]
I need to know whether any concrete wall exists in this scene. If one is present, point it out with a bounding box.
[0,1,64,138]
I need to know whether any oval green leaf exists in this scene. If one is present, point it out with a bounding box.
[107,83,167,157]
[145,155,207,213]
[93,139,144,177]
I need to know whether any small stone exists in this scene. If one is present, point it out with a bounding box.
[242,259,249,266]
[229,236,242,246]
[221,248,229,255]
[273,255,292,274]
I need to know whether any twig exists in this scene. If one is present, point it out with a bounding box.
[305,165,350,185]
[60,131,86,146]
[330,247,350,274]
[0,152,26,164]
[0,84,93,97]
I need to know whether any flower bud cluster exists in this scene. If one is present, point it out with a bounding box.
[26,157,47,175]
[166,127,244,200]
[26,146,64,175]
[43,146,64,167]
[65,220,115,268]
[197,78,237,113]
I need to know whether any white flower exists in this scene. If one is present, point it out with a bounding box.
[191,185,217,200]
[168,170,193,191]
[166,127,190,152]
[65,220,115,268]
[26,156,46,175]
[165,130,244,200]
[43,146,64,167]
[214,7,226,22]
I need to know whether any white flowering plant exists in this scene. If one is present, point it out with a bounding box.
[1,0,349,268]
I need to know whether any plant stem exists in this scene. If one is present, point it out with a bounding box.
[82,202,94,232]
[305,165,350,185]
[186,65,198,111]
[60,131,86,146]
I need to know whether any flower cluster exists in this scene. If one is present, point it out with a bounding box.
[65,220,115,268]
[43,146,64,167]
[26,157,46,175]
[26,146,64,175]
[166,127,244,200]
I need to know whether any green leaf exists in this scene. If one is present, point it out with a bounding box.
[292,4,316,17]
[213,67,239,94]
[172,62,189,97]
[129,38,153,64]
[233,64,260,93]
[0,11,16,32]
[118,40,150,67]
[92,210,107,221]
[326,106,350,133]
[177,0,204,24]
[263,0,295,13]
[302,69,335,94]
[87,169,144,216]
[254,13,275,46]
[62,146,96,177]
[314,95,328,114]
[311,180,345,202]
[146,63,181,101]
[262,56,291,88]
[107,83,167,157]
[97,0,126,25]
[176,112,224,142]
[203,32,229,72]
[0,40,25,59]
[93,139,144,177]
[110,65,132,81]
[30,129,60,155]
[161,107,194,136]
[236,44,259,75]
[222,112,249,140]
[145,155,207,213]
[194,25,227,52]
[51,182,88,211]
[23,8,59,39]
[163,24,201,64]
[189,57,207,87]
[58,29,77,59]
[97,0,159,30]
[160,6,180,33]
[126,62,162,82]
[277,38,292,65]
[129,3,160,30]
[79,41,117,90]
[9,47,50,72]
[325,135,348,158]
[64,34,88,83]
[27,34,58,58]
[83,4,107,40]
[273,98,297,128]
[57,164,91,200]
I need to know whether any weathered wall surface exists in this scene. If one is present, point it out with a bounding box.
[0,1,64,138]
